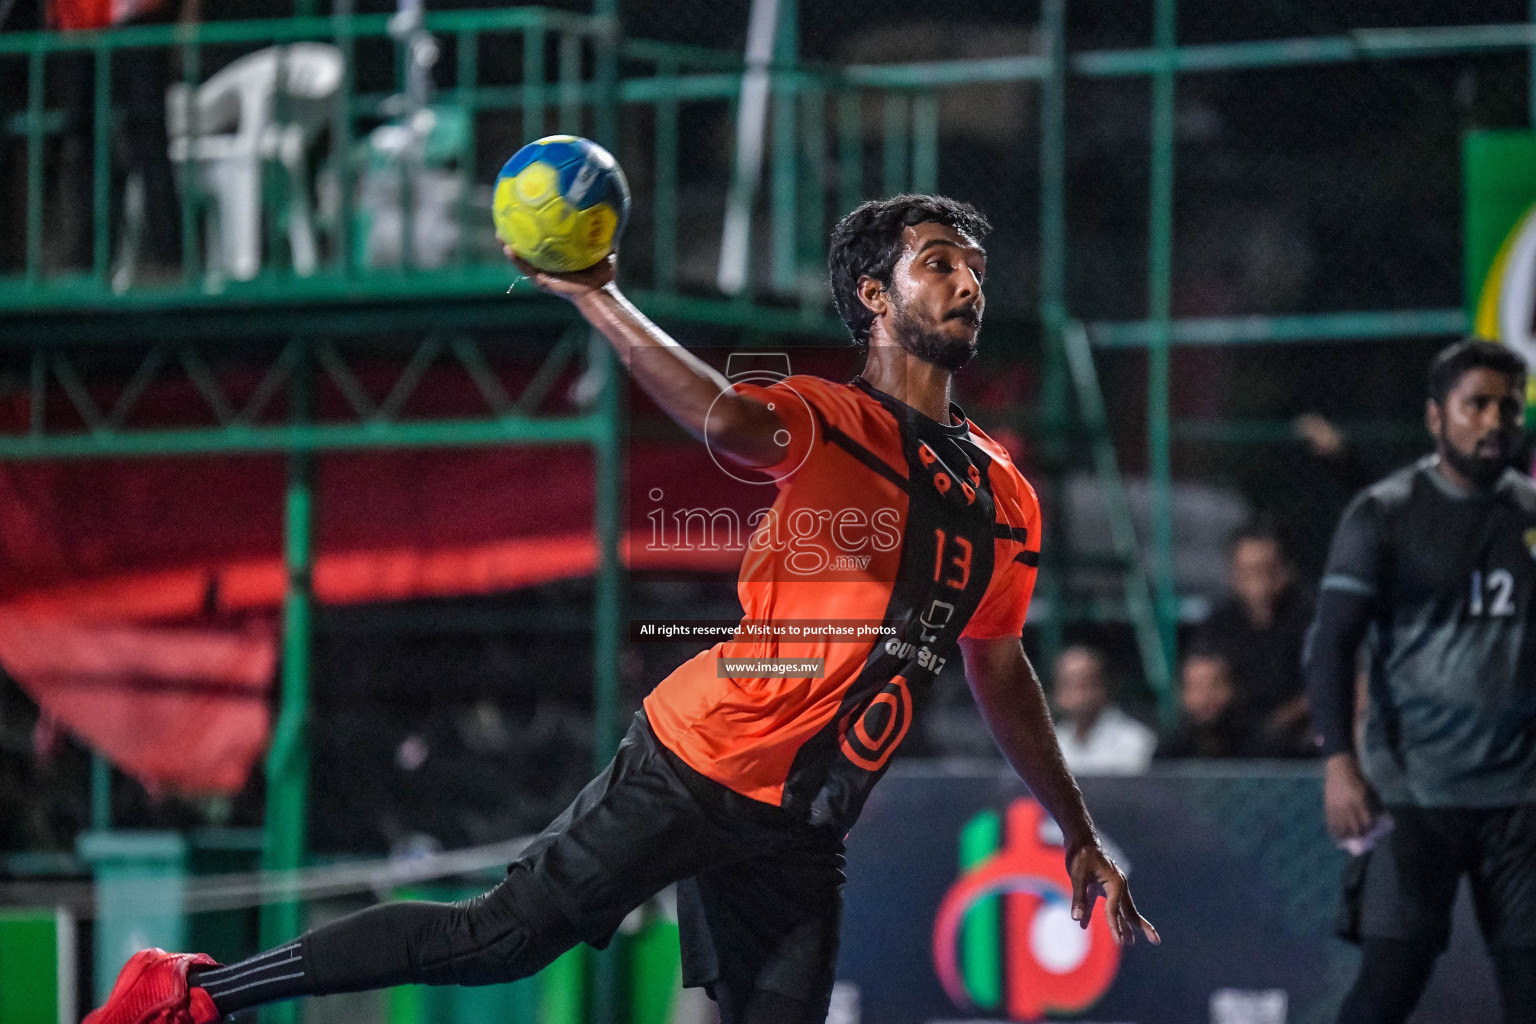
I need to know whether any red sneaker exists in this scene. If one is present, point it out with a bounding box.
[83,949,222,1024]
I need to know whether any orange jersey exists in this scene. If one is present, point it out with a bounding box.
[643,375,1040,829]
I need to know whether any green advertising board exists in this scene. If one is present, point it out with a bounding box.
[0,908,75,1024]
[1465,130,1536,404]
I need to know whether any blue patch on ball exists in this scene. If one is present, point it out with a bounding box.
[494,136,631,273]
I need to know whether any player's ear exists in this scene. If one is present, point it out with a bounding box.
[856,275,888,318]
[1425,397,1442,436]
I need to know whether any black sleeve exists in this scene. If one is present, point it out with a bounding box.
[1304,495,1384,757]
[1319,491,1386,600]
[1303,589,1373,756]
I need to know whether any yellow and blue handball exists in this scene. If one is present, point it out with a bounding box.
[493,135,631,274]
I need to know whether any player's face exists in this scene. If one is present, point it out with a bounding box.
[885,222,987,372]
[1427,368,1525,488]
[1180,656,1234,726]
[1230,538,1289,618]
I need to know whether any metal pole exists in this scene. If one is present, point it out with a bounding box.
[717,0,782,295]
[588,341,626,1024]
[1530,0,1536,124]
[259,343,314,1024]
[589,338,624,774]
[92,43,112,284]
[90,754,111,831]
[769,0,798,294]
[1036,0,1068,670]
[1147,0,1178,674]
[24,48,43,290]
[590,3,625,1019]
[654,56,680,292]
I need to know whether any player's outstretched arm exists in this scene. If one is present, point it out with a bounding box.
[959,634,1160,947]
[509,251,787,468]
[1304,586,1379,839]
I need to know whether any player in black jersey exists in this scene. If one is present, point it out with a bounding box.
[1305,339,1536,1024]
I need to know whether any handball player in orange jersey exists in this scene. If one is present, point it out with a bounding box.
[85,194,1157,1024]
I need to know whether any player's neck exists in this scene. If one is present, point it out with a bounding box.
[858,345,955,425]
[1430,451,1498,496]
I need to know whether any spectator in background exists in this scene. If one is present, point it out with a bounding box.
[51,0,193,275]
[1192,523,1315,755]
[1157,652,1256,759]
[1051,645,1156,775]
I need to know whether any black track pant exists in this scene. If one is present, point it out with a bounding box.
[1337,940,1536,1024]
[299,713,844,1024]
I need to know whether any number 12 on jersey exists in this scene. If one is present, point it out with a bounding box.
[1470,569,1517,617]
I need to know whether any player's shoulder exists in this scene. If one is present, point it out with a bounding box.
[1495,467,1536,513]
[1353,458,1431,516]
[965,420,1040,513]
[770,374,873,419]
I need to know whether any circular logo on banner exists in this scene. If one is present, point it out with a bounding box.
[932,798,1121,1021]
[1475,201,1536,403]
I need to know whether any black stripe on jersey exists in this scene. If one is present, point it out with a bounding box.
[818,417,908,491]
[993,523,1038,565]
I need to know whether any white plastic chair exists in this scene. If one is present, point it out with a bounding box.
[167,42,344,282]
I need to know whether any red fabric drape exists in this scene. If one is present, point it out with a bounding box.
[0,442,745,794]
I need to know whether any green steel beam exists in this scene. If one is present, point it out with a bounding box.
[0,415,604,460]
[0,8,600,53]
[0,274,851,333]
[588,332,625,1024]
[1147,0,1177,677]
[92,44,111,284]
[845,54,1050,88]
[456,30,480,270]
[798,82,827,312]
[590,5,623,1023]
[91,755,111,831]
[911,92,938,194]
[770,0,800,295]
[1063,323,1175,721]
[837,91,862,217]
[1089,307,1468,347]
[0,16,1530,75]
[622,37,745,70]
[260,354,314,1024]
[882,93,908,196]
[24,49,42,289]
[1530,0,1536,125]
[588,348,623,762]
[1035,0,1068,675]
[1072,23,1536,77]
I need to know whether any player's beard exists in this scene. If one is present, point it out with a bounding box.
[1438,426,1513,489]
[888,288,978,373]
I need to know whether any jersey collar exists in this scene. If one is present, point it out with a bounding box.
[852,376,970,437]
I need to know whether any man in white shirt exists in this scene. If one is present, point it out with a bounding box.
[1051,645,1156,775]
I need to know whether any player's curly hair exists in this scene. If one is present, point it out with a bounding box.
[1429,338,1527,406]
[828,195,992,349]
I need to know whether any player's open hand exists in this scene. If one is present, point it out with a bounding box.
[1068,843,1160,947]
[1324,753,1378,840]
[507,249,616,300]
